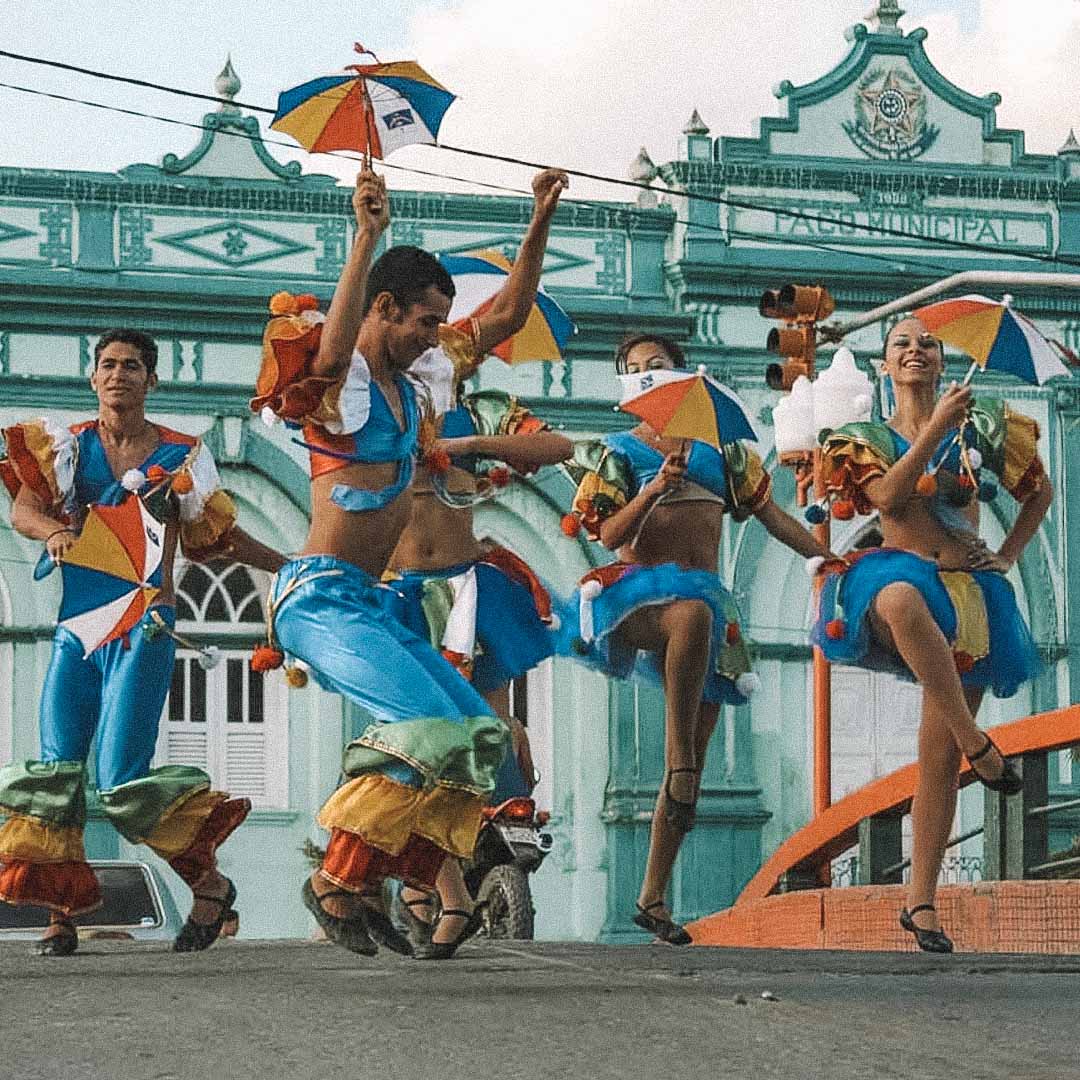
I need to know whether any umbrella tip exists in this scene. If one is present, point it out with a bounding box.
[1002,293,1014,307]
[696,363,708,376]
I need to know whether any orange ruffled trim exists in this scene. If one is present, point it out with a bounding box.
[320,828,446,893]
[480,545,553,623]
[1,423,59,508]
[0,857,101,917]
[167,796,251,886]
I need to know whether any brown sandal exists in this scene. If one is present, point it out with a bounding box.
[37,917,78,957]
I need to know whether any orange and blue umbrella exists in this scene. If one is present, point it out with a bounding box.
[271,48,455,162]
[913,294,1071,386]
[51,497,164,657]
[617,365,757,447]
[439,249,576,363]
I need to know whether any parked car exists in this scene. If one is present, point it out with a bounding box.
[0,860,183,942]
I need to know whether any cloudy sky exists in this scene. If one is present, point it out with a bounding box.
[3,1,1078,201]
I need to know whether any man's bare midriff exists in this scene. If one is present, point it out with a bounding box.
[388,463,484,571]
[616,500,725,573]
[878,498,980,571]
[300,462,414,576]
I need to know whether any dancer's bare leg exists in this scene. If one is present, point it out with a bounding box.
[430,854,474,945]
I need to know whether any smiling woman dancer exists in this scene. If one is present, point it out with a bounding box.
[813,317,1051,952]
[556,334,832,945]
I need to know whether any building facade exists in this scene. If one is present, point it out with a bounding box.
[1,5,1077,939]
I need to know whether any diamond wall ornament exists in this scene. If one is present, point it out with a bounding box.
[154,220,312,267]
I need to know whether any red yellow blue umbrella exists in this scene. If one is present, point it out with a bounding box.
[271,45,456,165]
[439,250,576,364]
[54,497,164,657]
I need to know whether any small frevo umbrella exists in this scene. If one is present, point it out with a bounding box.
[55,497,164,657]
[271,45,456,165]
[617,365,757,448]
[913,293,1071,386]
[440,250,577,363]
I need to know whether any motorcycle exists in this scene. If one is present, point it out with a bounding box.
[462,796,553,940]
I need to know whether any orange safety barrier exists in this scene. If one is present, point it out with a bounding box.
[735,704,1080,906]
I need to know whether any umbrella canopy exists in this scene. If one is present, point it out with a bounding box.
[617,366,757,447]
[913,294,1071,386]
[271,55,455,160]
[56,497,164,657]
[439,250,576,364]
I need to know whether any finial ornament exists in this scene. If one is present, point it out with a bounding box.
[1059,128,1080,156]
[683,108,710,136]
[871,0,904,35]
[215,55,241,113]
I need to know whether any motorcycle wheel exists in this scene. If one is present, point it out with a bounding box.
[478,865,534,940]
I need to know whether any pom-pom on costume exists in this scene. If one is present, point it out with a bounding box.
[251,297,508,892]
[811,398,1044,697]
[0,420,248,916]
[554,431,771,704]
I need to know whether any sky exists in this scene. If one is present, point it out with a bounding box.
[3,0,1079,202]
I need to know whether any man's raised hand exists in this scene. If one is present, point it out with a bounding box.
[531,168,569,221]
[353,169,390,235]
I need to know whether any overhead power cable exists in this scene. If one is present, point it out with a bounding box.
[0,48,1075,269]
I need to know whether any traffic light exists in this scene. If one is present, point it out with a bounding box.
[759,284,835,391]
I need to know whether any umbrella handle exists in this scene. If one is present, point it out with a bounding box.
[961,359,979,387]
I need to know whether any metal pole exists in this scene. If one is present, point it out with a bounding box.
[821,270,1080,342]
[811,448,831,823]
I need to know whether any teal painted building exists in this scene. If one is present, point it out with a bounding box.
[1,6,1078,940]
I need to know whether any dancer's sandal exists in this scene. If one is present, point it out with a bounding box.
[899,904,954,954]
[414,904,486,961]
[300,877,377,957]
[359,891,414,957]
[967,734,1023,796]
[174,876,238,953]
[37,917,78,957]
[397,893,436,949]
[633,900,692,946]
[662,767,700,834]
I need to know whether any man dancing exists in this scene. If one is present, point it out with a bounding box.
[555,334,833,944]
[385,366,571,955]
[0,328,284,955]
[813,317,1050,952]
[251,166,566,958]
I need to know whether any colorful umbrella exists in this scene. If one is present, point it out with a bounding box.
[54,497,163,657]
[617,365,757,447]
[912,293,1071,386]
[439,250,576,364]
[271,46,456,164]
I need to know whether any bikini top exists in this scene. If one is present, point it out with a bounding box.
[604,431,731,504]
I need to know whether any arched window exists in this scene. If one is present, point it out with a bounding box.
[154,559,288,810]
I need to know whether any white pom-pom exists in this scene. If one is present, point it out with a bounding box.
[736,672,762,697]
[260,406,279,427]
[292,657,310,672]
[805,556,825,578]
[547,612,562,631]
[197,645,222,671]
[696,363,708,376]
[121,469,146,492]
[967,448,983,470]
[299,309,326,326]
[581,580,603,601]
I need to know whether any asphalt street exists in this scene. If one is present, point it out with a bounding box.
[3,939,1078,1080]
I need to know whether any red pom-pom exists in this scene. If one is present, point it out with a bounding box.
[825,619,846,640]
[251,646,285,672]
[424,447,451,474]
[146,464,167,482]
[953,650,975,674]
[958,473,975,490]
[487,466,511,488]
[170,470,194,494]
[915,474,937,497]
[295,294,320,312]
[831,499,855,521]
[725,621,741,645]
[560,513,581,537]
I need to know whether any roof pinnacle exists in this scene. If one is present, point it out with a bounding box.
[870,0,904,35]
[215,55,241,113]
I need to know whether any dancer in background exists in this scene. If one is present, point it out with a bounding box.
[556,333,832,945]
[813,317,1050,952]
[0,328,283,955]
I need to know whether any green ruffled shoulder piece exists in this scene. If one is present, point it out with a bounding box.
[821,421,899,467]
[462,389,515,437]
[721,441,772,522]
[562,439,634,495]
[967,397,1008,475]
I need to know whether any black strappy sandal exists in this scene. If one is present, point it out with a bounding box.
[899,904,954,954]
[633,900,692,946]
[174,877,238,953]
[37,916,78,957]
[359,892,414,957]
[396,893,436,949]
[663,767,699,833]
[414,905,485,961]
[967,734,1023,796]
[300,877,377,956]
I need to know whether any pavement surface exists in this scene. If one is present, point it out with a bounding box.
[3,938,1079,1080]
